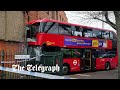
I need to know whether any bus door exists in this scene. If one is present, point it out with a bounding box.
[91,49,96,71]
[84,49,92,70]
[80,49,92,71]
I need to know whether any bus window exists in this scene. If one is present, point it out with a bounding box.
[42,22,59,34]
[100,53,116,58]
[61,48,72,58]
[73,26,83,37]
[31,23,40,33]
[112,32,117,41]
[92,29,102,38]
[106,51,117,54]
[83,28,93,38]
[110,31,113,39]
[96,49,106,58]
[26,23,40,42]
[112,32,117,49]
[71,26,76,36]
[26,25,30,38]
[59,24,72,36]
[61,48,81,58]
[102,31,110,39]
[72,49,82,58]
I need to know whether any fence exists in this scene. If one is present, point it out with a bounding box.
[0,50,66,79]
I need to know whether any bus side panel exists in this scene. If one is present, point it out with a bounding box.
[39,33,64,47]
[109,57,118,69]
[96,58,106,70]
[37,33,45,45]
[96,58,117,70]
[116,52,118,67]
[116,55,118,67]
[107,40,112,49]
[63,58,80,72]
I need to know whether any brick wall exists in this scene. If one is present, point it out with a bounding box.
[0,40,24,68]
[25,11,68,23]
[0,40,24,52]
[0,11,68,54]
[58,11,68,22]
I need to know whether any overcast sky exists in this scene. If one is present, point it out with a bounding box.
[65,11,116,33]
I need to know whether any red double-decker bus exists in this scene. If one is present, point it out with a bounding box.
[26,19,118,74]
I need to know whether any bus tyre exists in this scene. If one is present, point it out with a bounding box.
[105,62,111,71]
[63,64,69,75]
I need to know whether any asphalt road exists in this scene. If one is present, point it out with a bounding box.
[64,68,118,79]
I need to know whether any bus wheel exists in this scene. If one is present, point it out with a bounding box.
[105,62,111,70]
[63,64,70,75]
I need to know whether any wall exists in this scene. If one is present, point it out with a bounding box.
[0,11,6,40]
[58,11,68,22]
[0,11,25,42]
[25,11,68,23]
[0,11,25,52]
[0,41,23,51]
[0,11,68,52]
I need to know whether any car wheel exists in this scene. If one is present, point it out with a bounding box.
[105,62,111,70]
[63,65,69,75]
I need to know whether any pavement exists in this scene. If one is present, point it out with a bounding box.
[64,68,118,79]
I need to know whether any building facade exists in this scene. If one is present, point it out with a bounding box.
[25,11,68,23]
[0,11,25,53]
[0,11,68,54]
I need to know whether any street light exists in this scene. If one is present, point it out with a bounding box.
[101,11,105,29]
[102,14,104,29]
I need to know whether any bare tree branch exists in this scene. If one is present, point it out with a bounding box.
[93,15,116,30]
[66,11,116,30]
[24,11,30,22]
[104,11,116,30]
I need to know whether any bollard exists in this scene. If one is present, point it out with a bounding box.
[58,52,63,76]
[1,50,5,79]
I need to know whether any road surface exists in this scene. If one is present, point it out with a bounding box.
[64,68,118,79]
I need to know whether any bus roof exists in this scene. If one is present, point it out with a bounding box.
[27,18,116,34]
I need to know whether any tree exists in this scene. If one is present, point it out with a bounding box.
[114,11,120,79]
[23,11,30,22]
[70,11,120,78]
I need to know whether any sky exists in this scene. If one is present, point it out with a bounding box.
[64,11,116,33]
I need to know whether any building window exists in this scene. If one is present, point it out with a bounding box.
[52,11,55,19]
[46,11,49,15]
[56,11,58,20]
[62,18,64,22]
[26,11,30,22]
[60,15,61,21]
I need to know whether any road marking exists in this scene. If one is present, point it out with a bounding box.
[76,74,90,77]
